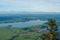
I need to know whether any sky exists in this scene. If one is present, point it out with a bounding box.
[0,0,60,12]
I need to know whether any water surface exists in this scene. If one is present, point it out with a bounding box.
[0,20,47,28]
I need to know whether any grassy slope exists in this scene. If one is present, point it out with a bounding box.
[0,27,22,40]
[0,27,42,40]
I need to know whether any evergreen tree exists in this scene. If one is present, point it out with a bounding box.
[41,19,58,40]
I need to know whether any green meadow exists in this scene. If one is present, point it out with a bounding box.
[0,26,42,40]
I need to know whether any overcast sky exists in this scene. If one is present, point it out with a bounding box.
[0,0,60,12]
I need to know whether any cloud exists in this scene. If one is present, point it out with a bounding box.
[0,0,60,12]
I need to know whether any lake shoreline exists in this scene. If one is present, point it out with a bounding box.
[0,20,47,28]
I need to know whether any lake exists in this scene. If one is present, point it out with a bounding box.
[0,20,47,28]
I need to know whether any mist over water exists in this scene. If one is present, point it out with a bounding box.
[0,20,47,28]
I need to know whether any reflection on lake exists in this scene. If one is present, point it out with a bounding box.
[0,20,47,28]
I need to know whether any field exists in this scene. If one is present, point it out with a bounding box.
[0,26,43,40]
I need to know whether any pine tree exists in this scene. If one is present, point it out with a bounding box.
[41,19,58,40]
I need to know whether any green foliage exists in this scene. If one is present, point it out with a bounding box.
[41,19,58,40]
